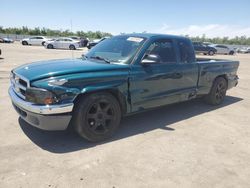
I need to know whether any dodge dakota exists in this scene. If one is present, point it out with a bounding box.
[9,34,239,142]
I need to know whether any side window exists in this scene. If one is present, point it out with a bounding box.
[177,40,195,63]
[146,39,176,63]
[37,37,43,39]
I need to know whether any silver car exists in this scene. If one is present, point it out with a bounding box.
[44,37,80,50]
[237,47,250,53]
[21,36,49,46]
[210,44,235,55]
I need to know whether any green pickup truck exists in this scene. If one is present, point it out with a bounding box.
[9,34,239,142]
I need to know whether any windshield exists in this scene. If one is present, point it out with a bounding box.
[85,36,146,64]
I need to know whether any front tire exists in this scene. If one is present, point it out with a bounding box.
[22,41,28,45]
[47,44,53,49]
[204,77,227,105]
[73,92,121,142]
[208,50,215,56]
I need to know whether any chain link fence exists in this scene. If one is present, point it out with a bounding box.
[0,33,57,41]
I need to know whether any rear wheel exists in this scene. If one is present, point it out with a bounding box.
[229,51,234,55]
[69,45,76,50]
[73,92,121,142]
[42,41,45,46]
[204,77,227,105]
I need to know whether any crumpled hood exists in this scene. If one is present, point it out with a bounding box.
[13,58,130,82]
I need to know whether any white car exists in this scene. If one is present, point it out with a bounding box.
[44,37,80,50]
[21,36,49,46]
[237,47,250,53]
[210,44,235,55]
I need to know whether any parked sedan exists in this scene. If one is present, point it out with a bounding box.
[0,37,14,43]
[237,47,250,53]
[44,37,80,50]
[21,36,49,46]
[192,42,217,55]
[210,44,235,55]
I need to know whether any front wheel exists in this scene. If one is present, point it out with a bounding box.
[47,44,53,49]
[22,41,28,45]
[72,92,121,142]
[204,77,227,105]
[208,50,215,56]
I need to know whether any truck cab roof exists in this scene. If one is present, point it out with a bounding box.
[119,33,188,40]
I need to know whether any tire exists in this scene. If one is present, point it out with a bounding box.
[208,50,215,56]
[47,44,53,49]
[204,77,227,105]
[72,92,121,142]
[22,41,28,45]
[203,53,207,55]
[229,51,234,55]
[69,45,76,50]
[42,41,45,46]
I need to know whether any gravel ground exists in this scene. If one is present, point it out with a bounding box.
[0,42,250,188]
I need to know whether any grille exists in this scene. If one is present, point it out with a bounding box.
[10,72,29,100]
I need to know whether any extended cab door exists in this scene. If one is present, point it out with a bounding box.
[130,38,199,112]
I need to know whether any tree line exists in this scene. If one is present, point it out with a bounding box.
[0,26,112,39]
[187,34,250,46]
[1,26,250,45]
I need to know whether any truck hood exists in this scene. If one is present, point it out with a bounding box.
[13,58,130,82]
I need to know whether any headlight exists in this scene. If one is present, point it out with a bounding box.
[26,87,58,105]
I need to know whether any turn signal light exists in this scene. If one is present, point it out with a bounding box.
[44,97,54,105]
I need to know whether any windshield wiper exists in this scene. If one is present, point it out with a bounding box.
[90,56,111,64]
[81,54,88,60]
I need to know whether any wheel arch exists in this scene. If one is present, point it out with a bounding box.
[213,74,228,88]
[73,88,127,115]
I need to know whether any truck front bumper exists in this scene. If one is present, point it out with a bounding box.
[9,87,74,130]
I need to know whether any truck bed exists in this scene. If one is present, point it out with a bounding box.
[196,58,239,95]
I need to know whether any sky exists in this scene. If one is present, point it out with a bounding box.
[1,0,250,38]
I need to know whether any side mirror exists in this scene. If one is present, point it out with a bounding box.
[141,54,161,64]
